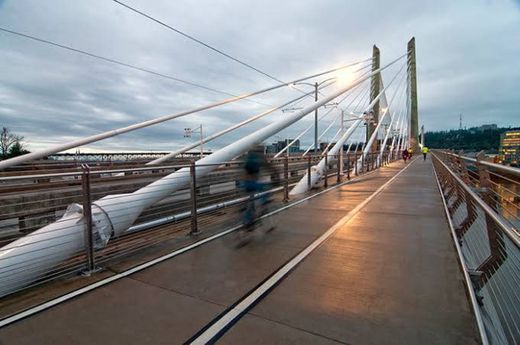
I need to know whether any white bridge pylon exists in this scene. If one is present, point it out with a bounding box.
[0,54,405,297]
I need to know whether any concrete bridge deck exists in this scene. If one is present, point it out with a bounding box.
[0,158,480,344]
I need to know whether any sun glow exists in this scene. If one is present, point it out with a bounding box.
[335,68,358,88]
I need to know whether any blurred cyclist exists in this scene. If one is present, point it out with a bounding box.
[237,145,276,245]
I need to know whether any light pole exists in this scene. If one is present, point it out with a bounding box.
[184,124,204,159]
[289,78,336,154]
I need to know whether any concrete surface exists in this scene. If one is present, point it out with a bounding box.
[221,157,480,344]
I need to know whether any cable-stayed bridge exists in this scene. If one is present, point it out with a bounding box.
[0,35,519,345]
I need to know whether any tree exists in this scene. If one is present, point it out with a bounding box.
[8,141,30,157]
[0,127,27,159]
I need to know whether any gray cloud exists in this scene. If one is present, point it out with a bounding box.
[0,0,519,154]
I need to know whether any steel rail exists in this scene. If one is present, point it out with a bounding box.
[431,152,520,247]
[441,151,520,179]
[431,158,490,345]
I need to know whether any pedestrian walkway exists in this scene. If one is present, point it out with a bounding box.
[220,157,479,344]
[0,159,480,344]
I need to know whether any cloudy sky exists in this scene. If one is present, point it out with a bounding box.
[0,0,519,153]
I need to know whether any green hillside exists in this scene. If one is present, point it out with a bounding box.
[424,126,519,153]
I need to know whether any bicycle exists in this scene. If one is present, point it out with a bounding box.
[234,190,276,248]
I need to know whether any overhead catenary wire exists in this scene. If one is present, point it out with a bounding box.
[147,80,338,165]
[300,82,371,156]
[112,0,315,97]
[0,26,270,106]
[273,82,366,158]
[0,58,373,170]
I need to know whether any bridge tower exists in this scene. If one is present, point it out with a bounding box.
[407,37,419,151]
[368,45,381,153]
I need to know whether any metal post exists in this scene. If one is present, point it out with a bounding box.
[346,154,351,180]
[307,155,312,188]
[283,154,289,201]
[314,82,319,154]
[81,164,95,275]
[189,161,199,235]
[339,110,344,175]
[336,154,341,183]
[199,124,203,159]
[324,151,328,188]
[355,153,359,176]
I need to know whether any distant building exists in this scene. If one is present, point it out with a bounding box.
[477,124,498,131]
[265,139,300,154]
[499,130,520,167]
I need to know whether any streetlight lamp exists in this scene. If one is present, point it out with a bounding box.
[184,124,204,159]
[289,77,336,154]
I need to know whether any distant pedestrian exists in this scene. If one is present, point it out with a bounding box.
[422,146,429,161]
[402,149,409,163]
[407,147,413,159]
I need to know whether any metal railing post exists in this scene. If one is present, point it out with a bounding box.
[346,154,351,180]
[324,151,328,188]
[283,154,289,202]
[474,153,507,288]
[336,154,341,183]
[307,155,312,188]
[81,164,96,275]
[355,153,359,176]
[361,153,365,174]
[189,161,200,235]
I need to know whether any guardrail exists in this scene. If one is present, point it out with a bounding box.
[0,151,395,299]
[431,150,520,345]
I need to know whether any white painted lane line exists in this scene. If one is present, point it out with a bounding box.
[0,163,393,328]
[189,159,416,344]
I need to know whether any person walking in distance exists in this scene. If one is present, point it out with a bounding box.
[402,148,409,163]
[407,147,413,160]
[422,146,429,161]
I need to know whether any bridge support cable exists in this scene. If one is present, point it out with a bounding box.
[146,81,336,165]
[274,65,372,158]
[273,63,375,159]
[290,62,405,195]
[390,92,410,159]
[0,53,407,296]
[0,59,371,171]
[355,66,407,171]
[320,127,343,156]
[300,83,371,157]
[273,80,369,159]
[290,119,363,195]
[378,80,408,162]
[355,65,405,176]
[389,109,405,159]
[396,108,407,151]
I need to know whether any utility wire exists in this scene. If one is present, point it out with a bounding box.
[111,0,312,96]
[113,0,286,84]
[0,26,270,106]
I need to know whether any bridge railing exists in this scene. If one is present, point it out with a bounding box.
[431,150,520,345]
[0,151,395,300]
